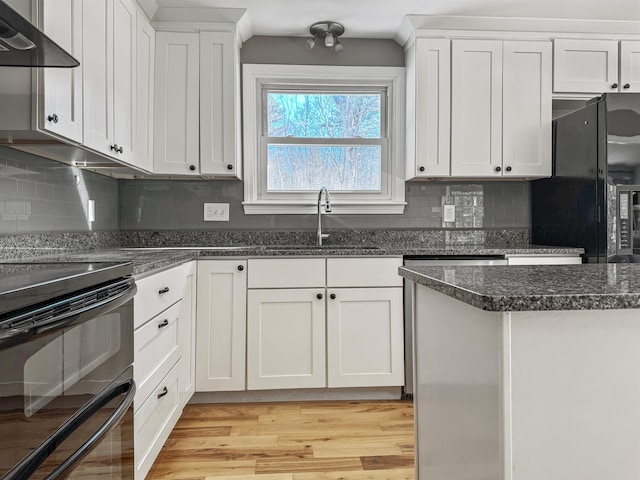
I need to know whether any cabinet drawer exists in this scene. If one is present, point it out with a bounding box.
[134,300,181,412]
[134,359,181,480]
[248,258,325,288]
[327,257,403,287]
[134,265,185,328]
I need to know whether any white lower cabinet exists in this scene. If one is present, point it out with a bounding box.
[179,262,197,406]
[247,288,326,390]
[133,263,193,480]
[327,287,404,388]
[134,360,182,480]
[326,258,404,388]
[134,300,181,412]
[245,257,404,391]
[196,260,247,392]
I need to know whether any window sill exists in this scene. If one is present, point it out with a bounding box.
[242,201,407,215]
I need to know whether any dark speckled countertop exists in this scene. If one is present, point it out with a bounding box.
[0,244,584,276]
[399,264,640,311]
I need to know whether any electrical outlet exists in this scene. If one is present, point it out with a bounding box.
[87,199,95,223]
[204,203,229,221]
[443,204,456,223]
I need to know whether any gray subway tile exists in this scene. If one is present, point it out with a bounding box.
[17,180,38,198]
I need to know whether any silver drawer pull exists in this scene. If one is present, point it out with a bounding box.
[158,319,169,329]
[157,386,168,399]
[158,287,170,295]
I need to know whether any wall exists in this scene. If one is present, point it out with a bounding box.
[118,179,530,230]
[0,147,119,234]
[241,36,405,67]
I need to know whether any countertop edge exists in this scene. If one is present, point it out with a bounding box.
[398,266,640,312]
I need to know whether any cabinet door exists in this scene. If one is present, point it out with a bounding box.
[82,0,113,157]
[327,287,404,388]
[134,10,155,172]
[179,262,196,406]
[553,39,619,93]
[247,288,325,390]
[154,32,200,175]
[200,31,241,177]
[112,0,136,164]
[39,0,83,142]
[196,260,247,392]
[406,38,451,178]
[620,41,640,93]
[451,40,503,176]
[503,41,552,178]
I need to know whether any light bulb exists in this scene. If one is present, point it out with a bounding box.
[324,32,335,48]
[305,36,316,49]
[334,39,344,52]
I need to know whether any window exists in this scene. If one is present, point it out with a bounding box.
[243,64,406,214]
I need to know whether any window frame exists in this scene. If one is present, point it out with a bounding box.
[242,64,406,214]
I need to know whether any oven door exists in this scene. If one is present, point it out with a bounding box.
[0,292,134,479]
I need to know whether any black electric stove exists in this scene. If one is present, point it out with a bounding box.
[0,262,133,316]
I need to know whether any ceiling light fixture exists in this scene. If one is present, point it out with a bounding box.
[307,21,345,52]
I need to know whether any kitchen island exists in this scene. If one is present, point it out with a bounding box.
[399,263,640,480]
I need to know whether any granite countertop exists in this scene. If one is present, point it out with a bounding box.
[0,244,584,276]
[400,263,640,312]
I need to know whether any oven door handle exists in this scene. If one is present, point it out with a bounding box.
[0,279,136,349]
[3,378,136,480]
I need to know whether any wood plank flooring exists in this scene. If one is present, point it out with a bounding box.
[148,400,415,480]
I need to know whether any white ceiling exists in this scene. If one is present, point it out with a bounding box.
[154,0,640,39]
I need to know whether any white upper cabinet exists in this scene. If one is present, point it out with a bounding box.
[451,39,503,177]
[406,38,451,178]
[112,0,136,164]
[83,0,136,164]
[554,39,620,94]
[153,32,200,175]
[554,39,640,94]
[39,0,83,142]
[134,10,155,172]
[154,30,241,177]
[502,41,552,177]
[200,32,242,177]
[620,41,640,93]
[406,36,551,179]
[82,0,111,154]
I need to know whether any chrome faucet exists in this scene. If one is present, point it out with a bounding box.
[317,186,332,246]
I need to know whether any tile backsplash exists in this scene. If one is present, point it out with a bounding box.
[0,147,119,234]
[118,179,530,231]
[0,148,530,236]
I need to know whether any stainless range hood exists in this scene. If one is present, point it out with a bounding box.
[0,0,78,67]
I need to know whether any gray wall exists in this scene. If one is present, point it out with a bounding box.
[118,179,530,230]
[241,36,404,67]
[0,147,119,234]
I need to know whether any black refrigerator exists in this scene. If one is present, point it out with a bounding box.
[532,93,640,263]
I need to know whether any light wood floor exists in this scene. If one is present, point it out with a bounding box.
[148,400,415,480]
